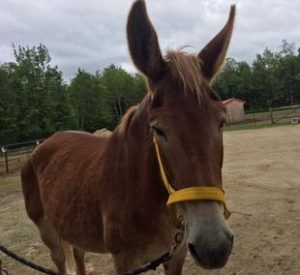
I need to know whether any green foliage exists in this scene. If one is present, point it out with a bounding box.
[0,44,146,143]
[214,40,300,111]
[0,44,76,144]
[0,63,19,143]
[68,65,146,132]
[68,69,111,131]
[1,41,300,144]
[100,65,145,126]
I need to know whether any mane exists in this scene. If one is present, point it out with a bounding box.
[165,50,203,102]
[116,105,138,136]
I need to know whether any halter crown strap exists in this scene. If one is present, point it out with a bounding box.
[153,137,231,219]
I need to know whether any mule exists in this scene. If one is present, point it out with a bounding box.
[21,1,235,274]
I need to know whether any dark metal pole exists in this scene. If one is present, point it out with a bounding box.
[4,151,9,174]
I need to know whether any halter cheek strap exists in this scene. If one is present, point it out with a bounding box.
[153,137,231,219]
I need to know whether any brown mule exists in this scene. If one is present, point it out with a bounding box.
[21,1,235,274]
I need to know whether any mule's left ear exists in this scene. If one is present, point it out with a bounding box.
[198,5,235,82]
[127,0,165,81]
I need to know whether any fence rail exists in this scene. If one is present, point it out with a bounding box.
[1,105,299,174]
[226,104,300,129]
[0,139,44,175]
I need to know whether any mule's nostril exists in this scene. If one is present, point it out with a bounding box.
[230,234,234,244]
[188,243,198,259]
[188,233,233,270]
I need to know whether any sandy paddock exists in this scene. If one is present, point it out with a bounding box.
[0,125,299,275]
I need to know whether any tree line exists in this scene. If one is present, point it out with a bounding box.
[1,41,300,144]
[0,44,145,144]
[214,40,300,111]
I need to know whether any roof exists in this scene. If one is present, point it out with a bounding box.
[222,98,246,105]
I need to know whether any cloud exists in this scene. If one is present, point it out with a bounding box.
[1,0,300,80]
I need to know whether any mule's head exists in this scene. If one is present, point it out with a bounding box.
[127,0,235,269]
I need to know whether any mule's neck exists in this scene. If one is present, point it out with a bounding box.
[107,97,169,211]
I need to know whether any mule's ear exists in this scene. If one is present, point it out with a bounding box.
[127,0,165,81]
[198,5,235,82]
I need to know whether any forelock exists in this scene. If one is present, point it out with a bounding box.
[165,50,204,103]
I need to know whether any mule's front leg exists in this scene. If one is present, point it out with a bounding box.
[163,244,187,275]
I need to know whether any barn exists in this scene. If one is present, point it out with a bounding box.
[223,98,246,123]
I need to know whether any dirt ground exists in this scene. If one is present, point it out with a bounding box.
[1,125,300,275]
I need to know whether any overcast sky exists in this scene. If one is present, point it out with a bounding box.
[1,0,300,80]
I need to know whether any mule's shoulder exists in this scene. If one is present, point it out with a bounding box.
[43,130,102,144]
[31,131,106,169]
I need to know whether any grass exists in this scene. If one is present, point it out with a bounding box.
[0,155,28,175]
[0,173,20,188]
[224,122,298,132]
[0,172,40,272]
[245,107,300,122]
[225,104,300,132]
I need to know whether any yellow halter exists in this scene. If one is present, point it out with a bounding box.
[153,137,231,219]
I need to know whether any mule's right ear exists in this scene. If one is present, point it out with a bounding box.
[127,0,165,81]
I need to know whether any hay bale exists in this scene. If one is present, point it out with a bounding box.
[93,128,112,138]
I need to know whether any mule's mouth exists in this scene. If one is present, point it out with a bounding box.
[188,243,232,270]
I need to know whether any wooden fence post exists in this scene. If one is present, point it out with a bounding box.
[269,107,274,124]
[1,146,9,175]
[4,152,9,174]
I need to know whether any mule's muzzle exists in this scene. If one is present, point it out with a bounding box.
[188,233,234,269]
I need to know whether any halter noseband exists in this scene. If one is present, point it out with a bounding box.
[153,137,231,219]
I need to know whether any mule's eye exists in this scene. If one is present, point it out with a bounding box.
[152,126,167,140]
[219,120,226,130]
